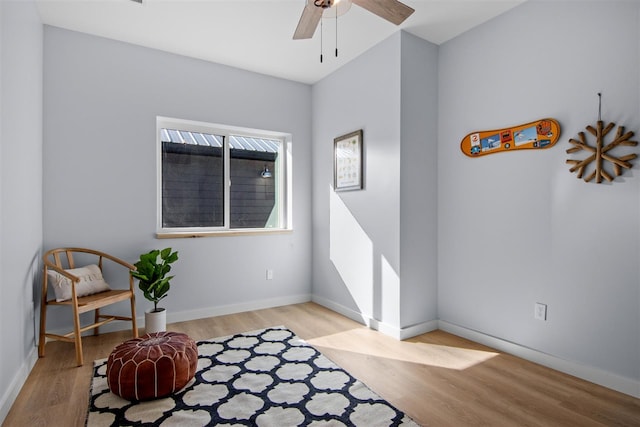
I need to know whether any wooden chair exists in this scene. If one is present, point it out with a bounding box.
[39,248,138,366]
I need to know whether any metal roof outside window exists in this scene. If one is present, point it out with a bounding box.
[161,129,279,153]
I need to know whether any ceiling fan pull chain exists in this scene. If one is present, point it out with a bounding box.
[335,7,338,57]
[320,18,324,63]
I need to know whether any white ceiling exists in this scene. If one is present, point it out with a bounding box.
[35,0,526,84]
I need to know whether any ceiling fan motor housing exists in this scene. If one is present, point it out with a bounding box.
[314,0,334,9]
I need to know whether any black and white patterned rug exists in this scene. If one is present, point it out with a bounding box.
[87,326,420,426]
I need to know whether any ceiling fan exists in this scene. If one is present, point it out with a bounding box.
[293,0,415,40]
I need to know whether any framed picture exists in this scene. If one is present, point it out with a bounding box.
[334,129,363,191]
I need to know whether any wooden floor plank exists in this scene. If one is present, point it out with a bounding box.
[3,302,639,427]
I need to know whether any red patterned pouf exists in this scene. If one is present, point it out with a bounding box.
[107,331,198,401]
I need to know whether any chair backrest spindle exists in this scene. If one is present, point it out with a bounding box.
[53,252,62,269]
[66,250,75,269]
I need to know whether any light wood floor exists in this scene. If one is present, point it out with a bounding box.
[4,302,639,426]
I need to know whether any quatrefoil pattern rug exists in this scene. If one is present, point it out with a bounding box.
[87,326,419,426]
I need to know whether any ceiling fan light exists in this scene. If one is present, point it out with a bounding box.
[320,0,352,19]
[335,0,353,17]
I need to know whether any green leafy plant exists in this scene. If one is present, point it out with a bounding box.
[130,248,179,312]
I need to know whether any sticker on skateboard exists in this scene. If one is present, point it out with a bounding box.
[460,118,561,157]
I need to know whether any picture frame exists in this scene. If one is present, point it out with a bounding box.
[334,129,363,192]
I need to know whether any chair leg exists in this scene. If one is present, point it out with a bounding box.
[73,304,83,366]
[38,301,47,358]
[94,308,100,336]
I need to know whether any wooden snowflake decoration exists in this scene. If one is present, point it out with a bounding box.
[566,120,637,183]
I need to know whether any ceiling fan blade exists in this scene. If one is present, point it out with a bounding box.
[293,2,324,40]
[352,0,415,25]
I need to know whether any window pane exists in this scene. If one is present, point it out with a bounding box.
[229,138,279,229]
[161,139,224,227]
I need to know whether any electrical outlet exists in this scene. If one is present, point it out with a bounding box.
[534,302,547,321]
[266,269,273,280]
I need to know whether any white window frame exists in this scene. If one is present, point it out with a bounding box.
[156,116,292,238]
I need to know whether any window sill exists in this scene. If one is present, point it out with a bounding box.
[156,229,293,239]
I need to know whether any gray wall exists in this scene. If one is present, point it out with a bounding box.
[438,0,639,383]
[43,27,312,331]
[400,32,439,328]
[311,32,439,335]
[0,0,43,419]
[312,33,402,326]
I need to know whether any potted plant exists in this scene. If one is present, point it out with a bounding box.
[130,247,179,333]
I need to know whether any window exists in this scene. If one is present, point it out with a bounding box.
[157,117,291,236]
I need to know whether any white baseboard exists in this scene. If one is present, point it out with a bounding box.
[48,294,313,336]
[164,294,312,326]
[438,320,640,399]
[0,347,38,424]
[311,295,439,340]
[397,319,439,340]
[371,318,439,340]
[311,295,371,326]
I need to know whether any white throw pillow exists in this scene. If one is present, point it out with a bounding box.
[47,264,111,302]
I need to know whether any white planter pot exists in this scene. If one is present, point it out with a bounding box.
[145,308,167,334]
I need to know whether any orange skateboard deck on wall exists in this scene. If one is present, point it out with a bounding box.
[460,118,561,157]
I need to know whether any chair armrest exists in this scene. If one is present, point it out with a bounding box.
[44,263,81,282]
[52,247,136,271]
[98,252,136,271]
